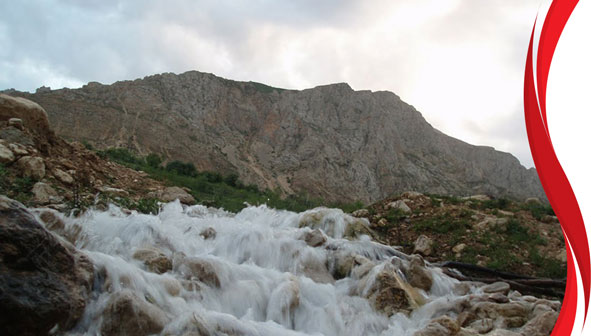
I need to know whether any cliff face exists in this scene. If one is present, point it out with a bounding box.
[6,71,545,202]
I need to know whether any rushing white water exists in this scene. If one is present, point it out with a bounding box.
[37,201,472,336]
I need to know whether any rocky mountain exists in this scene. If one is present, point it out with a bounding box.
[5,70,545,203]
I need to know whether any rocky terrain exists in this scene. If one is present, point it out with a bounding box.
[353,192,565,281]
[0,94,198,213]
[4,70,545,203]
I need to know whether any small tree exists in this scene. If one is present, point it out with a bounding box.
[224,173,239,187]
[166,160,197,176]
[146,153,162,168]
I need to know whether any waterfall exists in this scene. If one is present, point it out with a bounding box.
[35,201,511,335]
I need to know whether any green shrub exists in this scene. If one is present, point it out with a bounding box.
[521,202,555,220]
[97,147,365,213]
[146,153,162,168]
[166,160,197,176]
[224,173,239,187]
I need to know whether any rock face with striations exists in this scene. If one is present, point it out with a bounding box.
[6,71,546,202]
[0,196,94,335]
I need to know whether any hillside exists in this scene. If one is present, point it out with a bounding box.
[4,70,545,203]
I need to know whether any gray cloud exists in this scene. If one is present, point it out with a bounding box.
[0,0,540,167]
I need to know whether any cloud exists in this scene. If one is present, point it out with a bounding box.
[0,0,540,167]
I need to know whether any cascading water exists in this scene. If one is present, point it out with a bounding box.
[32,201,512,335]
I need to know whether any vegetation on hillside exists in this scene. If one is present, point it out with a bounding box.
[97,147,363,213]
[362,193,564,279]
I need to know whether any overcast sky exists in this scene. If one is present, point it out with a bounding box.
[0,0,541,167]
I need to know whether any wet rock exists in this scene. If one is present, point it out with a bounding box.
[456,329,479,336]
[162,312,212,336]
[38,209,66,231]
[298,209,372,239]
[534,299,561,311]
[405,255,433,291]
[16,155,45,179]
[179,257,221,288]
[200,227,217,240]
[100,289,169,336]
[299,256,335,284]
[0,196,94,335]
[413,235,434,256]
[482,282,510,295]
[502,316,527,328]
[467,318,494,334]
[158,276,183,296]
[38,209,82,244]
[531,304,553,318]
[471,301,529,320]
[387,199,412,213]
[330,252,355,279]
[53,167,74,184]
[0,143,15,163]
[267,278,300,325]
[132,247,173,274]
[344,217,374,239]
[351,255,376,279]
[453,282,472,296]
[363,263,423,316]
[300,228,327,247]
[487,293,509,303]
[414,316,460,336]
[32,181,61,204]
[352,208,369,217]
[520,311,558,336]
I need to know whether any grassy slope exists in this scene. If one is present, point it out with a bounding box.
[97,148,364,213]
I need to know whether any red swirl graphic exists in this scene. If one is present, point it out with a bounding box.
[523,0,588,334]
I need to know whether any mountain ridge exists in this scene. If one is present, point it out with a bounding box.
[4,70,546,203]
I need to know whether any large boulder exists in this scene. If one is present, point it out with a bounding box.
[0,94,51,134]
[132,247,173,274]
[100,290,169,336]
[31,181,61,204]
[0,196,94,335]
[16,155,46,180]
[0,94,56,152]
[405,255,433,291]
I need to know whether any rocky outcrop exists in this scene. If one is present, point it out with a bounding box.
[0,94,57,154]
[0,94,180,211]
[0,196,94,335]
[7,71,546,203]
